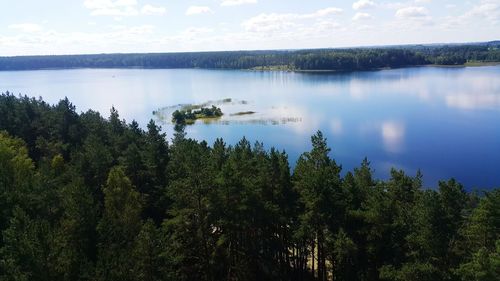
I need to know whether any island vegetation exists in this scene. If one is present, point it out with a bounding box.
[0,92,498,281]
[0,41,499,72]
[171,105,223,125]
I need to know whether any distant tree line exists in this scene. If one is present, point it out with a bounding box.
[0,93,498,281]
[0,42,499,71]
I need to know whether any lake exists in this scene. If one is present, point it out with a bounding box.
[1,66,499,189]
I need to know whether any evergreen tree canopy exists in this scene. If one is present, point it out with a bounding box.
[0,94,498,281]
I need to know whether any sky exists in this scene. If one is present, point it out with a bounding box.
[0,0,499,56]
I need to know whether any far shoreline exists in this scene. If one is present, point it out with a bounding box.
[0,62,499,74]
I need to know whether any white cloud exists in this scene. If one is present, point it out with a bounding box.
[221,0,257,6]
[89,7,138,16]
[356,24,374,31]
[141,4,166,15]
[242,13,300,33]
[395,6,429,19]
[108,24,127,30]
[237,7,345,47]
[441,0,500,29]
[84,0,137,15]
[315,20,341,30]
[242,7,343,33]
[414,0,431,3]
[315,7,343,17]
[186,6,213,16]
[352,0,376,10]
[0,24,160,55]
[466,0,500,24]
[120,24,155,34]
[382,2,406,10]
[8,23,43,33]
[2,1,497,55]
[83,0,137,9]
[84,0,165,16]
[352,12,373,21]
[180,27,214,38]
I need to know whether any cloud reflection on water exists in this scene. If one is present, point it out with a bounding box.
[1,67,500,188]
[446,93,500,110]
[381,121,405,153]
[330,118,343,136]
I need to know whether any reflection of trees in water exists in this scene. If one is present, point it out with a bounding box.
[158,113,303,126]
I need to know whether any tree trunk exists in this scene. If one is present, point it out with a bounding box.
[312,239,315,279]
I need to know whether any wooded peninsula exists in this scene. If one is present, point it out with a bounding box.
[0,93,498,281]
[0,41,499,72]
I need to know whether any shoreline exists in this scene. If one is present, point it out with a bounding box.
[0,62,499,73]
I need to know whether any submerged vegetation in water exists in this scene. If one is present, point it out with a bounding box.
[201,116,302,125]
[154,98,304,127]
[154,98,246,114]
[230,111,256,116]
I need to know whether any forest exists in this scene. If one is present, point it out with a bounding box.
[0,92,498,281]
[0,42,499,71]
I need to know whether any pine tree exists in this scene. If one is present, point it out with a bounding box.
[96,167,143,281]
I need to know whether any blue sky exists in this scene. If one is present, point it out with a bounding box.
[0,0,499,55]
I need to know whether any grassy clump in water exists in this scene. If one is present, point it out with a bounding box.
[230,111,256,116]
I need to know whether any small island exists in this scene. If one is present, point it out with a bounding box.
[172,105,223,125]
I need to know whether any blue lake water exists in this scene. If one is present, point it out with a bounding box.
[1,66,499,189]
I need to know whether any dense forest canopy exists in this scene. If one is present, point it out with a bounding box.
[0,41,499,71]
[0,93,498,281]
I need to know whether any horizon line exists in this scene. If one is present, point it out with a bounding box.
[1,39,499,58]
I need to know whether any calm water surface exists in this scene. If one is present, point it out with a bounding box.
[1,66,499,189]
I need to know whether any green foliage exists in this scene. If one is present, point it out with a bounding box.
[0,94,498,281]
[464,190,500,251]
[293,131,343,281]
[131,220,163,281]
[172,106,223,125]
[96,167,143,281]
[50,179,97,281]
[0,42,499,71]
[456,240,500,281]
[0,132,35,232]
